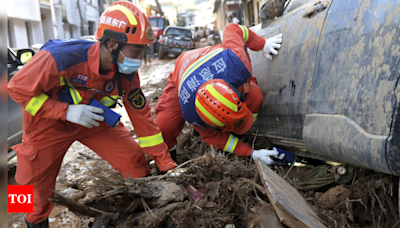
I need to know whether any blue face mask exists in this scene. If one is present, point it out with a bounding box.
[117,50,142,74]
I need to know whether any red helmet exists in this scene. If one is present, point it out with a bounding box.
[95,1,155,45]
[195,79,254,135]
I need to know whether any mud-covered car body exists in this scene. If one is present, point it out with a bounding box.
[7,47,35,153]
[158,26,195,59]
[249,0,400,175]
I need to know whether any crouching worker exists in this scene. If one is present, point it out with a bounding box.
[7,2,176,227]
[155,23,284,167]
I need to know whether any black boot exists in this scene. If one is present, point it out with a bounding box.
[155,149,177,175]
[170,149,177,163]
[25,218,49,228]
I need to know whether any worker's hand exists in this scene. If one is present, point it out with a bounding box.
[65,104,104,128]
[252,148,285,166]
[263,33,283,61]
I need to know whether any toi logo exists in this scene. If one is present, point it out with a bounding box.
[8,185,33,213]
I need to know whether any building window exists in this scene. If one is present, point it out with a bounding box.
[88,21,95,35]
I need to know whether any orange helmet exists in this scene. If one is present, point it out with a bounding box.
[95,1,155,45]
[195,79,254,135]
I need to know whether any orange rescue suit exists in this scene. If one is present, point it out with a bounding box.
[7,39,176,224]
[156,24,266,157]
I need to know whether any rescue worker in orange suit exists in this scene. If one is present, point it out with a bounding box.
[7,2,176,227]
[155,23,285,166]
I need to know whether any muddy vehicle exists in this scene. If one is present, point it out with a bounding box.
[7,47,35,156]
[158,26,195,59]
[148,16,170,54]
[249,0,400,175]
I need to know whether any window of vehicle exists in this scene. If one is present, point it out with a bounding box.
[7,49,17,65]
[165,28,192,38]
[149,18,164,29]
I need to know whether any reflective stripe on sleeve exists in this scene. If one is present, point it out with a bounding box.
[69,88,82,105]
[223,134,239,153]
[253,113,258,122]
[61,77,82,105]
[239,25,249,42]
[100,95,119,107]
[25,93,49,116]
[138,132,165,148]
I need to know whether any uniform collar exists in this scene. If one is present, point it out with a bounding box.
[88,42,115,79]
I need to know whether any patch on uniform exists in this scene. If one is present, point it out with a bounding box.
[146,26,154,41]
[104,80,114,93]
[127,88,146,109]
[70,73,89,85]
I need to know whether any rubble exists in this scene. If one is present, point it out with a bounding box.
[50,137,400,228]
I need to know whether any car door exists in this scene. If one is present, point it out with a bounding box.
[304,0,400,175]
[248,0,332,149]
[7,48,23,152]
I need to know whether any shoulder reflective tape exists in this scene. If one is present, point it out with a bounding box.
[206,84,238,112]
[223,134,239,153]
[25,93,49,116]
[195,99,225,127]
[178,48,224,94]
[61,77,82,105]
[239,25,249,42]
[138,132,164,148]
[253,113,258,122]
[69,88,82,105]
[100,95,119,107]
[103,5,137,25]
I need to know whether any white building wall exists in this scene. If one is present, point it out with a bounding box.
[86,4,99,35]
[9,19,29,48]
[7,0,99,49]
[41,10,55,41]
[55,6,65,39]
[63,24,71,38]
[7,0,45,48]
[30,21,45,44]
[40,0,65,40]
[61,0,82,27]
[8,0,41,22]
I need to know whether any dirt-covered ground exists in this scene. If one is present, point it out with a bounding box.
[8,56,400,228]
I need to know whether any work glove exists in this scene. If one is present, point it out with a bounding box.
[263,33,283,61]
[252,147,285,166]
[65,104,104,128]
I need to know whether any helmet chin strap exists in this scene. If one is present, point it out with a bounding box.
[110,43,120,71]
[109,43,124,97]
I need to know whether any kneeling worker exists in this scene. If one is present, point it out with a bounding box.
[155,23,285,166]
[8,2,176,227]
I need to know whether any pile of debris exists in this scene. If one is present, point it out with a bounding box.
[51,133,400,228]
[52,140,275,227]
